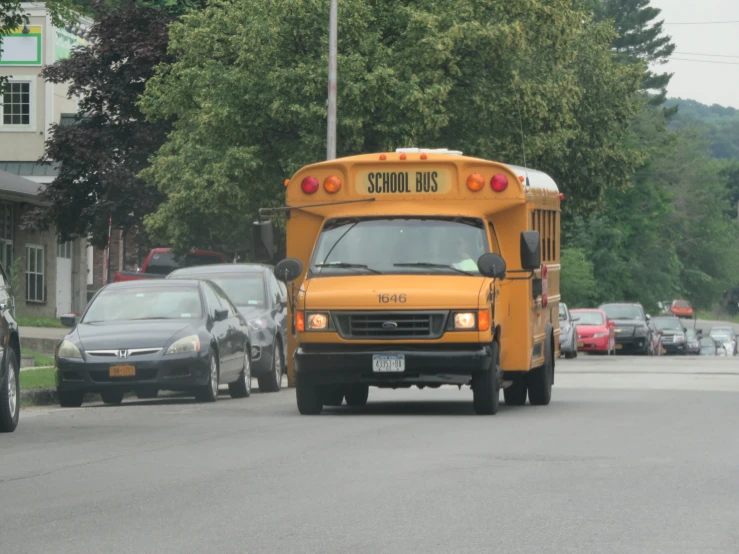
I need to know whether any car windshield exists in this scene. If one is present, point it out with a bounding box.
[601,305,644,320]
[699,337,715,347]
[309,217,491,276]
[82,285,202,323]
[559,304,567,318]
[710,328,734,337]
[197,274,266,308]
[674,300,691,308]
[653,318,683,331]
[685,329,697,340]
[572,312,604,325]
[146,251,223,275]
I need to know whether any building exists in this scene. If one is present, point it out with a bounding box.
[0,3,91,318]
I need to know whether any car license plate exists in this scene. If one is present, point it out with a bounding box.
[372,354,405,373]
[616,344,623,350]
[577,341,584,348]
[110,365,136,377]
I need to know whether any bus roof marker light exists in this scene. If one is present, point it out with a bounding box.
[491,174,509,192]
[559,193,565,200]
[284,179,290,187]
[379,154,387,160]
[399,153,407,160]
[324,176,342,194]
[467,173,485,192]
[519,175,525,183]
[420,153,428,160]
[301,176,319,194]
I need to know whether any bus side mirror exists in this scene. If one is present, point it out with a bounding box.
[274,258,303,282]
[520,231,541,270]
[253,220,275,258]
[477,253,506,279]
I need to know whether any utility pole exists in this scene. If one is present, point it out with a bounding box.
[327,0,337,160]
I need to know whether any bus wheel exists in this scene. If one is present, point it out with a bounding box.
[472,342,500,415]
[296,374,323,415]
[503,378,527,406]
[527,337,553,406]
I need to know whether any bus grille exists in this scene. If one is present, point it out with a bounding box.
[333,311,448,340]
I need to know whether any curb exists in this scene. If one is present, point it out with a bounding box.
[20,388,98,407]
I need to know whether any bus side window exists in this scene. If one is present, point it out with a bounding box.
[487,221,501,255]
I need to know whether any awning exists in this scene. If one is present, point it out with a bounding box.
[0,169,46,203]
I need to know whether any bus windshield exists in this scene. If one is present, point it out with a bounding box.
[309,217,491,276]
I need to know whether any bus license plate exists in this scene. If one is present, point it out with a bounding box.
[110,365,136,377]
[372,355,405,373]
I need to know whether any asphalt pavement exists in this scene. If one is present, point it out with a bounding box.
[2,354,739,554]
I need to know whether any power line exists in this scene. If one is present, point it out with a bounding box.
[674,52,739,59]
[668,57,739,65]
[664,20,739,25]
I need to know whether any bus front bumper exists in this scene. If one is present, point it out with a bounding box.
[294,345,493,386]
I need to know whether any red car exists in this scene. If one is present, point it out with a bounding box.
[113,248,228,283]
[670,299,693,319]
[571,309,616,355]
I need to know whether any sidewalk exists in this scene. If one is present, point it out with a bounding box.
[20,326,67,356]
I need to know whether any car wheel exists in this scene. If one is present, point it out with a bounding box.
[344,385,369,407]
[472,342,500,415]
[195,349,219,403]
[258,339,284,393]
[503,377,527,406]
[135,387,159,399]
[0,347,20,433]
[564,349,575,359]
[296,373,322,415]
[228,349,252,399]
[58,390,84,408]
[527,336,553,406]
[101,390,124,405]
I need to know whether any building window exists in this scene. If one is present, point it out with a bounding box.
[26,245,44,303]
[0,202,12,270]
[57,240,72,259]
[1,82,31,126]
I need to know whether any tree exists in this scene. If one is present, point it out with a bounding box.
[21,0,183,247]
[560,248,597,308]
[140,0,644,252]
[592,0,675,106]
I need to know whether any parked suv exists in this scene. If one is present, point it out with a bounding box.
[598,303,653,355]
[0,263,21,432]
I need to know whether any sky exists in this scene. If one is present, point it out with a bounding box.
[649,0,739,108]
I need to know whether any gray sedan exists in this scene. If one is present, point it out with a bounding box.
[168,264,288,392]
[559,303,578,359]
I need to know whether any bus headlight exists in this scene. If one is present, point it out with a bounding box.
[454,313,476,329]
[307,313,329,330]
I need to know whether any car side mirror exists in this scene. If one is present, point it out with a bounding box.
[477,253,506,279]
[60,313,77,327]
[274,258,303,282]
[608,321,615,328]
[214,308,228,322]
[646,314,651,320]
[520,231,541,270]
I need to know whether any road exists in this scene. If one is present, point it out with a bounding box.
[2,355,739,554]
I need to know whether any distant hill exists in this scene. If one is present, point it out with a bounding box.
[665,98,739,160]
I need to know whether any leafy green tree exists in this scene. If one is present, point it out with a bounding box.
[560,248,597,308]
[141,0,644,252]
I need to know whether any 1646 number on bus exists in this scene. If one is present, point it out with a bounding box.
[378,294,407,304]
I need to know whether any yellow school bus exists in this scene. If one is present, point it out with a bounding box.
[261,148,561,415]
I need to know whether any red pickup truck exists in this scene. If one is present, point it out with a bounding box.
[113,248,229,282]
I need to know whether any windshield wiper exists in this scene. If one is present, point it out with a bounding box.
[393,262,473,276]
[313,262,383,275]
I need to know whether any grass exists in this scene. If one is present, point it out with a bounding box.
[16,316,65,328]
[21,348,55,368]
[19,368,56,390]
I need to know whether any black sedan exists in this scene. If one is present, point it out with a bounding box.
[56,279,252,407]
[167,264,287,392]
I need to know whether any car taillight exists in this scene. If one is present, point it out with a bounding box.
[491,174,508,192]
[301,177,319,194]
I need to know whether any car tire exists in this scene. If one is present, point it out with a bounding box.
[135,387,159,399]
[527,335,553,406]
[58,390,84,408]
[257,339,284,393]
[0,347,20,433]
[229,349,252,399]
[472,342,500,415]
[296,373,322,415]
[344,385,369,407]
[195,349,219,403]
[101,390,124,405]
[503,377,527,406]
[321,386,344,406]
[564,349,575,359]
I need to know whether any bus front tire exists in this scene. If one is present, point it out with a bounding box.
[296,375,323,415]
[527,337,553,406]
[472,342,500,415]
